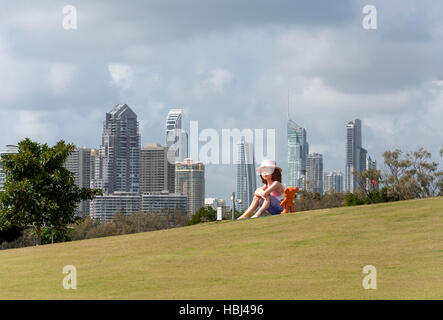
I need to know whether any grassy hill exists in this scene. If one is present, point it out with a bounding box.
[1,197,442,299]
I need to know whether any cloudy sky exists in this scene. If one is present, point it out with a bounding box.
[1,0,442,202]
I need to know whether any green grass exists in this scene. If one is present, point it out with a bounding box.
[1,197,442,299]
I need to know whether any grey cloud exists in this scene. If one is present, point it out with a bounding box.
[3,0,355,61]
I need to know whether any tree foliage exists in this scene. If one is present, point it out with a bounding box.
[382,148,442,200]
[70,209,189,240]
[187,206,217,225]
[293,190,344,212]
[343,187,389,206]
[0,138,102,245]
[356,167,382,195]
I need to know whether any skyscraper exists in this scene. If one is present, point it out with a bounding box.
[287,119,309,189]
[90,148,99,183]
[236,140,256,211]
[346,119,362,193]
[64,147,92,216]
[166,109,188,163]
[306,153,323,194]
[345,119,375,192]
[0,145,19,192]
[324,172,344,193]
[175,158,205,216]
[95,104,140,194]
[140,143,175,193]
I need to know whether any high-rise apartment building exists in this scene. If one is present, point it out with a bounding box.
[90,192,140,222]
[0,145,19,192]
[166,109,188,163]
[345,119,376,193]
[287,119,309,189]
[346,119,363,193]
[324,172,344,193]
[175,158,205,216]
[94,104,140,195]
[90,148,99,183]
[140,143,175,193]
[64,147,93,216]
[141,191,188,214]
[306,153,323,194]
[236,140,256,211]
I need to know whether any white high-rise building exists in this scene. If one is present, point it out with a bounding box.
[236,140,256,211]
[90,148,99,183]
[175,158,205,216]
[90,192,140,222]
[141,191,188,214]
[0,145,19,192]
[345,119,376,193]
[324,172,344,194]
[306,153,323,194]
[346,119,364,193]
[140,143,175,193]
[64,147,93,217]
[166,109,188,163]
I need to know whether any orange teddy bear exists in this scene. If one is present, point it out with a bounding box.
[280,187,299,214]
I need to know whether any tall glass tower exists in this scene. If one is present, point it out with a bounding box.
[236,140,256,211]
[287,119,309,189]
[306,153,323,194]
[346,119,363,193]
[165,109,188,163]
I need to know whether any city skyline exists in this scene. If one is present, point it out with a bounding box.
[1,1,442,203]
[0,107,434,204]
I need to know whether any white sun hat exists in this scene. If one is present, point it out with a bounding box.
[256,159,282,175]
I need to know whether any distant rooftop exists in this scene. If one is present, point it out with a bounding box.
[141,143,164,149]
[108,104,136,119]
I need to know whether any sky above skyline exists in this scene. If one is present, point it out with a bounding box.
[1,0,442,202]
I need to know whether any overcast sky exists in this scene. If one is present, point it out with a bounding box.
[1,0,442,202]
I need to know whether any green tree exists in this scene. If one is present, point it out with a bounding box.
[356,167,382,196]
[382,147,442,200]
[383,149,420,200]
[187,206,217,225]
[0,138,102,246]
[406,148,439,198]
